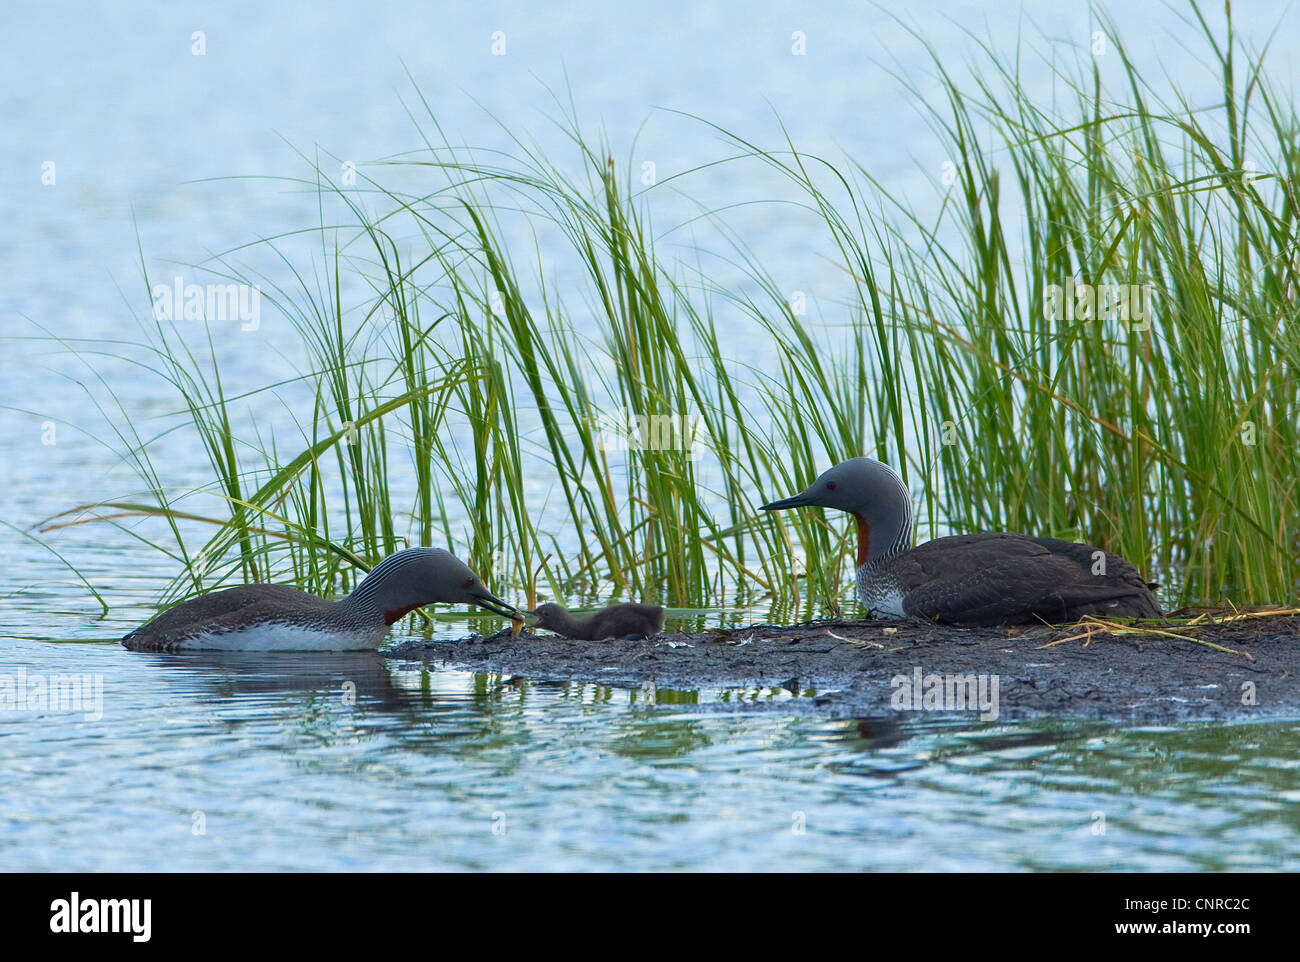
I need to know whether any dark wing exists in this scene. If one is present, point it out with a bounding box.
[620,604,666,637]
[585,604,666,639]
[896,533,1161,626]
[122,584,315,649]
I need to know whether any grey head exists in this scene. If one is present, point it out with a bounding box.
[528,602,571,632]
[760,457,914,566]
[343,548,516,624]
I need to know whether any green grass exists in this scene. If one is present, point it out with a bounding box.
[37,2,1300,618]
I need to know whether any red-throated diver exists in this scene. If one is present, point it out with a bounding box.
[529,602,666,640]
[761,457,1162,625]
[122,548,517,651]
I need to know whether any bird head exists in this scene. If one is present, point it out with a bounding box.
[527,602,564,626]
[760,457,896,515]
[442,558,517,618]
[760,458,913,566]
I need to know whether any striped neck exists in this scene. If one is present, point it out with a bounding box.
[340,550,438,625]
[854,468,914,569]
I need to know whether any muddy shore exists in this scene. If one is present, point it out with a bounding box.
[384,614,1300,723]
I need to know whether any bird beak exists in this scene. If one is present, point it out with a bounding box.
[468,589,517,619]
[760,491,813,511]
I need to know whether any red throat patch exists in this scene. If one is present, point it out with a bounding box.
[384,603,424,625]
[853,513,871,567]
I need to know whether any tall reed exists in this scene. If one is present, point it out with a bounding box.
[45,2,1299,616]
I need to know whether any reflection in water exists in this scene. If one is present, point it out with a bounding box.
[162,651,399,703]
[2,642,1298,871]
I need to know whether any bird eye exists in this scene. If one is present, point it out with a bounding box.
[462,577,475,589]
[826,482,837,491]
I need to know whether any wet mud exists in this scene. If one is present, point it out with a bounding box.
[383,614,1300,723]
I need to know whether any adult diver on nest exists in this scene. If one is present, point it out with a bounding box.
[762,457,1162,626]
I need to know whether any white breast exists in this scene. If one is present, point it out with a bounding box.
[857,564,905,617]
[174,623,387,652]
[868,591,906,618]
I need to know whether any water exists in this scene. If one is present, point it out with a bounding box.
[4,1,1300,871]
[4,639,1298,871]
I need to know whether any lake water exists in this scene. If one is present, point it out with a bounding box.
[6,639,1300,871]
[3,1,1299,871]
